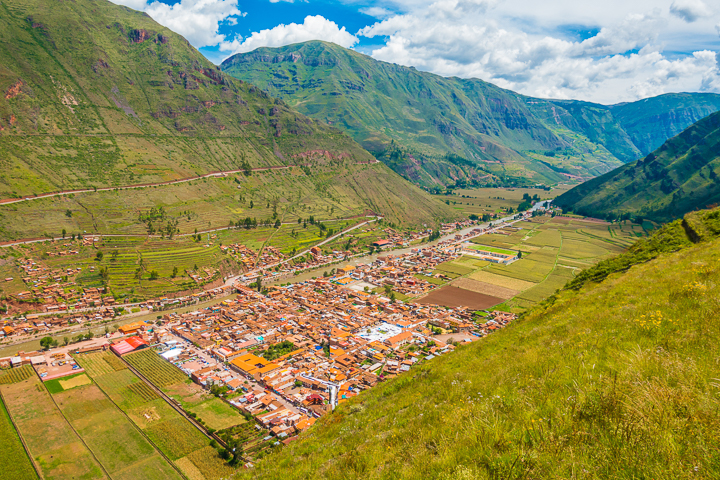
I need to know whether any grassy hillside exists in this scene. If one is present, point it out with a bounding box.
[0,0,454,228]
[237,208,720,479]
[555,111,720,223]
[221,41,720,188]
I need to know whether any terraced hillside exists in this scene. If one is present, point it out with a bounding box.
[0,0,454,228]
[222,41,720,188]
[555,110,720,222]
[235,208,720,479]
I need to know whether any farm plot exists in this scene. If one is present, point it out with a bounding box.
[0,379,38,480]
[126,351,245,431]
[0,364,35,384]
[75,352,233,480]
[124,350,188,387]
[451,278,519,300]
[433,261,475,276]
[416,285,504,309]
[0,372,106,480]
[487,258,555,284]
[52,383,181,480]
[468,271,537,292]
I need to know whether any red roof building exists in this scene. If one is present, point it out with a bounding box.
[110,336,148,355]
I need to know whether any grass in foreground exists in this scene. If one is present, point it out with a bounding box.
[237,209,720,479]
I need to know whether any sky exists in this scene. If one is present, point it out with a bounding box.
[110,0,720,104]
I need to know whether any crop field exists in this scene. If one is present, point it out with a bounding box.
[414,214,644,312]
[44,372,92,394]
[0,158,442,242]
[126,350,245,431]
[176,447,235,480]
[0,388,37,480]
[0,364,35,384]
[0,372,106,479]
[51,382,181,480]
[124,349,189,387]
[417,285,504,309]
[75,351,233,480]
[431,186,571,218]
[433,261,475,276]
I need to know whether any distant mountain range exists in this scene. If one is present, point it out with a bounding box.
[222,41,720,189]
[0,0,454,229]
[554,110,720,223]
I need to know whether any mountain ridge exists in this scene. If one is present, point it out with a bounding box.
[554,110,720,222]
[0,0,455,228]
[222,41,720,188]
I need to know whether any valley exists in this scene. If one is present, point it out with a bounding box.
[2,0,720,478]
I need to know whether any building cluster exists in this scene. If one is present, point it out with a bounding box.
[10,256,116,312]
[109,241,518,442]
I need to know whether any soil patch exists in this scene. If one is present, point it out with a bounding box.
[415,285,504,309]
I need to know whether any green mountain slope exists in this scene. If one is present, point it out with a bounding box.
[0,0,454,227]
[221,41,720,189]
[554,111,720,222]
[238,208,720,479]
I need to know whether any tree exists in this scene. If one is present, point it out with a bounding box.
[149,270,160,280]
[99,267,109,284]
[171,266,178,278]
[110,250,119,261]
[250,200,254,209]
[61,228,66,238]
[40,336,54,350]
[95,251,103,261]
[274,219,281,228]
[63,337,69,346]
[65,209,72,218]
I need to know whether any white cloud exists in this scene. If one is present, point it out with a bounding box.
[360,6,394,19]
[357,1,720,103]
[670,0,711,22]
[110,0,244,48]
[220,15,358,54]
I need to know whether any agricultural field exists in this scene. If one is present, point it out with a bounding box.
[0,370,38,480]
[0,160,452,242]
[125,349,246,431]
[50,379,182,480]
[74,351,233,480]
[416,214,643,312]
[0,367,106,480]
[0,214,377,305]
[432,185,572,218]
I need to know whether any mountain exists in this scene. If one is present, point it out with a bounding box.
[554,110,720,222]
[0,0,454,228]
[235,207,720,479]
[221,41,720,189]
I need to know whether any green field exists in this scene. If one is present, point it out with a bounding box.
[415,214,643,311]
[52,381,181,480]
[433,186,571,218]
[125,350,246,431]
[0,370,38,480]
[74,351,233,480]
[0,370,106,480]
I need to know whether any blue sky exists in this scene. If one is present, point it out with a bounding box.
[112,0,720,104]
